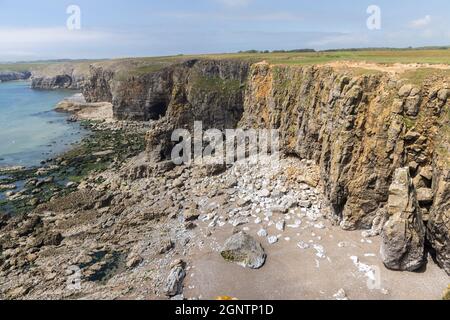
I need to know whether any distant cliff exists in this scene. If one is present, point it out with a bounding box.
[30,63,90,90]
[0,71,31,82]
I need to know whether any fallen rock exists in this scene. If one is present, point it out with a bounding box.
[0,184,16,191]
[333,288,349,300]
[17,216,42,237]
[276,221,285,231]
[220,232,266,269]
[416,188,433,204]
[443,285,450,300]
[258,189,271,198]
[257,229,268,238]
[381,168,426,271]
[193,157,226,177]
[362,207,388,238]
[419,166,433,181]
[183,208,199,222]
[298,200,312,208]
[399,84,414,97]
[159,239,174,254]
[126,254,143,269]
[164,259,186,297]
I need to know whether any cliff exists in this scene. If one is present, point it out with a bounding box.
[30,63,91,90]
[23,57,450,274]
[0,71,31,82]
[239,62,449,273]
[79,59,450,274]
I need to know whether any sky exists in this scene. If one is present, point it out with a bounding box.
[0,0,449,61]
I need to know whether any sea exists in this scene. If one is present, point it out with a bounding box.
[0,81,87,167]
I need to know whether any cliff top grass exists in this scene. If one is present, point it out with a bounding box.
[115,49,450,78]
[201,49,450,65]
[399,68,450,85]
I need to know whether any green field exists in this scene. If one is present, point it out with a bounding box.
[122,49,450,76]
[199,49,450,65]
[2,49,450,78]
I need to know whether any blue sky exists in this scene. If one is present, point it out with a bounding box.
[0,0,449,61]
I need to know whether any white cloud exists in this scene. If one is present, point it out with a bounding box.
[161,11,302,22]
[0,27,119,61]
[0,27,114,46]
[216,0,253,7]
[409,15,432,28]
[307,33,370,48]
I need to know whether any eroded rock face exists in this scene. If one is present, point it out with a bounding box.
[31,64,88,90]
[427,129,450,274]
[221,232,266,269]
[79,59,449,274]
[111,59,250,126]
[82,65,114,103]
[237,62,449,273]
[381,168,426,271]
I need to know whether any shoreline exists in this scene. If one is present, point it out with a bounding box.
[0,81,86,168]
[0,95,147,216]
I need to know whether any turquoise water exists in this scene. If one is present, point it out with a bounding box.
[0,81,87,167]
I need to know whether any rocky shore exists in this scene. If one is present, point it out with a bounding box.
[0,57,449,300]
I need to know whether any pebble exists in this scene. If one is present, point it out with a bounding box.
[333,289,349,300]
[313,244,326,259]
[314,222,325,229]
[297,241,310,249]
[268,236,278,245]
[259,189,271,197]
[257,229,268,237]
[338,241,351,248]
[276,221,285,231]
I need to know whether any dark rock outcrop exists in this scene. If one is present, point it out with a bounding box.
[0,71,31,82]
[112,59,250,127]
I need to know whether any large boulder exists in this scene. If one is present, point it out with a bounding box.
[164,259,186,297]
[381,168,426,271]
[220,232,266,269]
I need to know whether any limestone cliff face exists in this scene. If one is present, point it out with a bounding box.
[80,59,450,274]
[82,65,115,103]
[112,60,250,129]
[239,62,449,273]
[30,64,89,90]
[428,109,450,274]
